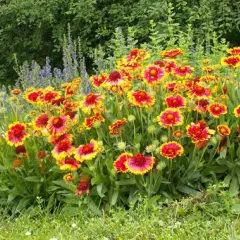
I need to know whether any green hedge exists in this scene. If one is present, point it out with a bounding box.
[1,0,240,84]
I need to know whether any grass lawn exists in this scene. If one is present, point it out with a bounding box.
[0,187,240,240]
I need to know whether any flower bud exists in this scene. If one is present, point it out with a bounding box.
[156,162,166,170]
[147,125,156,134]
[117,141,126,151]
[128,115,136,122]
[160,135,168,143]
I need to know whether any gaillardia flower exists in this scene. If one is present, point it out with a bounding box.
[63,173,75,182]
[48,133,73,145]
[126,153,155,175]
[143,65,165,86]
[128,90,155,108]
[75,139,103,162]
[109,118,127,135]
[90,74,107,88]
[221,56,240,67]
[173,66,192,78]
[39,88,62,104]
[6,122,29,146]
[159,141,184,159]
[52,140,75,160]
[24,89,43,104]
[161,48,183,58]
[217,125,231,136]
[156,108,184,128]
[80,93,104,114]
[47,116,70,136]
[165,95,186,108]
[208,103,227,118]
[227,47,240,55]
[186,121,215,143]
[173,130,184,138]
[57,157,81,171]
[114,153,133,173]
[33,113,49,131]
[234,105,240,117]
[188,84,212,99]
[75,175,91,195]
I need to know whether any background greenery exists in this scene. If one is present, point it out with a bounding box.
[1,0,240,85]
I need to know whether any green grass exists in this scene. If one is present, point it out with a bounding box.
[0,187,240,240]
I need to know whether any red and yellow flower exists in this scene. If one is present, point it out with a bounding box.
[114,152,132,173]
[161,48,183,58]
[47,116,71,136]
[57,157,81,171]
[52,140,75,160]
[48,133,73,145]
[195,99,209,113]
[90,73,107,88]
[63,173,75,182]
[186,121,215,143]
[80,93,104,114]
[75,139,103,162]
[39,88,62,104]
[234,105,240,117]
[109,118,127,135]
[126,153,155,175]
[156,108,184,128]
[165,95,186,108]
[221,56,240,67]
[227,47,240,55]
[128,90,155,108]
[217,125,231,136]
[173,66,193,78]
[84,113,105,129]
[173,130,184,138]
[159,141,184,159]
[75,175,91,195]
[24,89,43,104]
[33,113,49,131]
[143,65,165,86]
[6,122,29,146]
[188,84,212,99]
[208,103,227,118]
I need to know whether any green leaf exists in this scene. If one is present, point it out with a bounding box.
[231,204,240,214]
[229,176,239,196]
[177,185,201,196]
[116,178,136,186]
[88,199,102,216]
[110,190,118,206]
[25,176,40,182]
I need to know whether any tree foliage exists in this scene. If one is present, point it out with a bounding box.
[1,0,240,84]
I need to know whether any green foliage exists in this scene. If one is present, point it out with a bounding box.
[1,0,240,84]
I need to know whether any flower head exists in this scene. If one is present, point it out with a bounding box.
[161,48,183,58]
[63,173,75,182]
[90,73,107,88]
[188,84,212,99]
[126,153,155,175]
[25,89,43,104]
[143,65,165,86]
[208,103,227,118]
[217,125,231,136]
[234,105,240,117]
[80,93,104,114]
[6,122,29,146]
[47,116,70,136]
[165,95,186,108]
[48,133,73,145]
[186,121,215,143]
[159,141,184,159]
[227,47,240,55]
[221,56,240,67]
[75,175,91,195]
[109,118,127,135]
[156,108,184,128]
[75,140,103,162]
[33,113,49,131]
[114,153,132,173]
[173,66,192,78]
[128,90,155,108]
[52,140,75,160]
[57,157,81,171]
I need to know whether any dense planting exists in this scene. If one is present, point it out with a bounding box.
[1,44,240,214]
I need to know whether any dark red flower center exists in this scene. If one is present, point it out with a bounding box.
[109,71,121,82]
[52,117,64,128]
[82,144,94,154]
[133,154,146,166]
